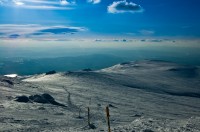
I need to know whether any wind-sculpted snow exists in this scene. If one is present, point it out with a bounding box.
[0,60,200,131]
[112,117,200,132]
[101,60,200,98]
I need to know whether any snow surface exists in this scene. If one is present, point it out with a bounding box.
[0,60,200,132]
[4,74,18,78]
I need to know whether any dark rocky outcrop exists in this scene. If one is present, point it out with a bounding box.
[143,129,154,132]
[15,93,66,107]
[82,68,92,72]
[2,79,14,85]
[108,104,117,108]
[45,70,56,75]
[15,95,29,103]
[120,62,131,65]
[41,93,55,102]
[29,95,49,103]
[29,93,66,107]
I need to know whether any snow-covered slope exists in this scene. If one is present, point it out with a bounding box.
[0,60,200,132]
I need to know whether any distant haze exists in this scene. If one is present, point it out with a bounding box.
[0,45,199,75]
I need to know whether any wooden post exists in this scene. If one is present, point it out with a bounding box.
[78,106,81,118]
[88,107,90,126]
[106,106,111,132]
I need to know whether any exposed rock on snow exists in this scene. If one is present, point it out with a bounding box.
[45,70,56,75]
[15,95,29,103]
[29,94,49,103]
[2,79,14,85]
[82,68,93,72]
[15,93,66,107]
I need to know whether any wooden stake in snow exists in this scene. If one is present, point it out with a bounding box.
[106,106,111,132]
[88,107,90,126]
[78,106,81,118]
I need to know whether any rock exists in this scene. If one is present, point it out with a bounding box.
[108,104,117,108]
[120,62,131,65]
[89,123,96,129]
[38,107,45,110]
[143,129,154,132]
[15,93,66,107]
[29,95,49,103]
[41,93,55,102]
[15,95,29,103]
[0,105,4,109]
[54,113,65,115]
[82,68,92,72]
[3,79,14,85]
[133,114,142,117]
[41,93,65,106]
[46,70,56,75]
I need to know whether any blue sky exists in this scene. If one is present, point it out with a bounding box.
[0,0,200,41]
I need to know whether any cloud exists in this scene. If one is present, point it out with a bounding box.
[87,0,101,4]
[60,0,69,5]
[140,39,178,43]
[139,39,163,43]
[139,30,155,36]
[0,0,75,10]
[35,27,81,34]
[95,39,102,42]
[9,34,20,38]
[108,0,144,14]
[149,39,163,42]
[13,0,24,5]
[93,39,133,43]
[0,24,86,39]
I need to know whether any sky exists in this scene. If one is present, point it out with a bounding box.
[0,0,200,48]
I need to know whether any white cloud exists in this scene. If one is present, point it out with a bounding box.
[139,30,155,36]
[16,5,72,10]
[0,24,87,39]
[87,0,101,4]
[19,0,58,5]
[108,0,144,14]
[0,0,75,10]
[13,0,24,5]
[60,0,69,5]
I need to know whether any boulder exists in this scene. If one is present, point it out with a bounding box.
[46,70,56,75]
[82,68,92,72]
[41,93,55,102]
[29,95,49,103]
[15,95,29,103]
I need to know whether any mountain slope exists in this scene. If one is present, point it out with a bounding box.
[0,60,200,131]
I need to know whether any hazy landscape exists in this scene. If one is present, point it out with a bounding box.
[1,47,200,75]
